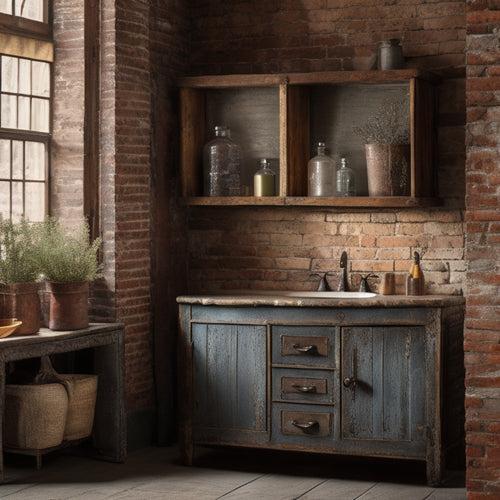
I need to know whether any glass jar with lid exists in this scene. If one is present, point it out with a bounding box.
[203,125,241,196]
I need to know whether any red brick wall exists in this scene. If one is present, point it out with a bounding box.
[465,3,500,498]
[188,207,465,296]
[189,0,465,75]
[113,0,154,411]
[52,0,85,223]
[149,0,189,443]
[186,0,467,296]
[54,0,156,413]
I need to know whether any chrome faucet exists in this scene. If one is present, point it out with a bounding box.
[338,251,349,291]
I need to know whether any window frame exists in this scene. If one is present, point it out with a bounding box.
[0,0,52,220]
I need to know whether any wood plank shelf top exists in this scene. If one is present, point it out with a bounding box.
[180,196,441,208]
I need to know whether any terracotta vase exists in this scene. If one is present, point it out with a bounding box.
[0,282,41,335]
[365,143,411,196]
[48,281,89,331]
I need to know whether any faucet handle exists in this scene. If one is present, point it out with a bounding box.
[310,272,332,291]
[359,273,378,293]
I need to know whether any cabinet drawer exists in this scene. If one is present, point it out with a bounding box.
[271,403,334,447]
[281,410,332,437]
[272,368,335,404]
[272,326,336,368]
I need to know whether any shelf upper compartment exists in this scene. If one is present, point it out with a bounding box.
[179,69,439,206]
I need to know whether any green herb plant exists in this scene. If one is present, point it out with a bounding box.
[37,217,103,283]
[0,216,42,284]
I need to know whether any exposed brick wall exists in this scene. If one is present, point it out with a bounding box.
[113,0,154,412]
[189,0,465,75]
[188,207,465,296]
[52,0,85,224]
[465,2,500,497]
[149,0,190,443]
[186,0,467,296]
[54,0,156,413]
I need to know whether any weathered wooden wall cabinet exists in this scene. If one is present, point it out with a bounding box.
[179,69,438,207]
[177,294,464,486]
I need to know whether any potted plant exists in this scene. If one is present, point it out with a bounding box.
[37,218,102,330]
[353,96,411,196]
[0,217,42,335]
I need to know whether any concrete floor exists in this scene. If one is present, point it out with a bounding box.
[0,445,466,499]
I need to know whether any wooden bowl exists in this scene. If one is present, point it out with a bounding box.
[0,319,23,339]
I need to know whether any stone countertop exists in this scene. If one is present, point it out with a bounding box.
[177,292,465,308]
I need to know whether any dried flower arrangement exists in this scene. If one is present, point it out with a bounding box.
[353,96,410,145]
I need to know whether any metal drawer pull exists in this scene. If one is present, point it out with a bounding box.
[292,384,317,393]
[291,420,319,430]
[292,344,314,353]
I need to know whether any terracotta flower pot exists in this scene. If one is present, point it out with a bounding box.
[365,143,411,196]
[48,281,89,331]
[0,282,40,335]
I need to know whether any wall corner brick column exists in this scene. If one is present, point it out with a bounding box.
[52,0,85,223]
[465,2,500,497]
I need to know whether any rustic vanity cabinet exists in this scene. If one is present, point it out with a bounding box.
[178,294,464,486]
[178,69,439,207]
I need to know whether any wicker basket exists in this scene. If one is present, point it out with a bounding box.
[60,373,98,441]
[4,383,69,450]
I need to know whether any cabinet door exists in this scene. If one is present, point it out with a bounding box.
[341,326,426,448]
[192,323,267,438]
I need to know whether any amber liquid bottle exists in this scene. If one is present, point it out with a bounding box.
[406,251,424,295]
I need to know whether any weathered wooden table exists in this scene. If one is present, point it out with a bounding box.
[0,323,126,481]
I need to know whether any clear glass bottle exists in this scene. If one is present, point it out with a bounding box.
[336,156,356,196]
[254,158,276,196]
[308,142,336,196]
[203,125,241,196]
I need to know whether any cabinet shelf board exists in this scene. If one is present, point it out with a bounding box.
[178,69,439,89]
[181,196,441,208]
[178,74,286,89]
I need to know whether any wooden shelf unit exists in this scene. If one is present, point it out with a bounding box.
[179,69,439,207]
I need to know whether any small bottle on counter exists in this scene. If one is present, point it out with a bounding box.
[254,158,276,196]
[308,142,336,196]
[336,157,356,196]
[406,251,424,295]
[203,125,241,196]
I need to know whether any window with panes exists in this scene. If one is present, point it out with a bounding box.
[0,0,51,221]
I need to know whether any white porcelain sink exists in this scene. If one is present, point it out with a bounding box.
[278,291,377,299]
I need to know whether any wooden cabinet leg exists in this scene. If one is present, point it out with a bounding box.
[179,438,193,466]
[426,434,442,486]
